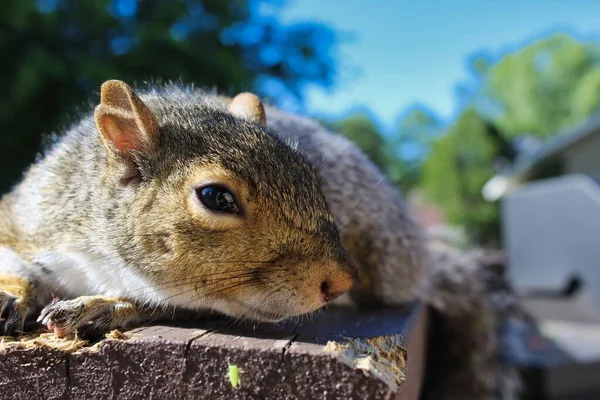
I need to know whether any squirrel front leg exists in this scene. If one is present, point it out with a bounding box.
[38,296,163,338]
[0,274,38,335]
[0,247,52,335]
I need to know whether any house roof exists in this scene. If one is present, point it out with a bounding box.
[512,111,600,179]
[482,111,600,201]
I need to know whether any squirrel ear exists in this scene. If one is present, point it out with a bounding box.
[227,92,267,126]
[94,80,159,154]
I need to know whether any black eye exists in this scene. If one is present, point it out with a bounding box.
[197,185,240,214]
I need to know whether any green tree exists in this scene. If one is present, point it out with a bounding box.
[326,112,419,193]
[332,113,389,170]
[422,108,499,243]
[422,33,600,244]
[394,105,443,190]
[323,106,443,194]
[481,33,600,136]
[0,0,338,193]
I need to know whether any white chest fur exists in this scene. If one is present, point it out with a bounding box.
[32,249,164,304]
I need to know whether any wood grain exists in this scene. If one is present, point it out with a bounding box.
[0,305,427,400]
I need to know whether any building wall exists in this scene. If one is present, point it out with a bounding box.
[564,130,600,177]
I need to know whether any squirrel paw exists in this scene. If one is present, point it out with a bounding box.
[0,275,37,336]
[38,296,148,338]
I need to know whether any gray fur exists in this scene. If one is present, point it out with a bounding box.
[261,107,505,399]
[0,82,525,399]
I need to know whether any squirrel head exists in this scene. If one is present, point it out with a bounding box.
[93,80,357,322]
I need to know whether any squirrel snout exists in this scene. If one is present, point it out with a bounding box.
[320,271,354,303]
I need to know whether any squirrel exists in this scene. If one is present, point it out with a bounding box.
[0,79,523,399]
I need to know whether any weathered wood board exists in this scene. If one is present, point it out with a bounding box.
[0,304,427,400]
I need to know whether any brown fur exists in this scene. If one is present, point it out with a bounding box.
[0,80,521,398]
[0,275,32,299]
[0,80,357,337]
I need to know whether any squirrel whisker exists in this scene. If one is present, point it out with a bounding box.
[338,175,386,230]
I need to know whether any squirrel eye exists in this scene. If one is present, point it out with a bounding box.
[196,185,240,214]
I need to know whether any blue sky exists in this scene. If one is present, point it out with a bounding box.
[280,0,600,130]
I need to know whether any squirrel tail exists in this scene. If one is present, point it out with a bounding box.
[419,240,529,400]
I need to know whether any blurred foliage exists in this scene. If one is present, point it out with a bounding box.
[4,2,600,248]
[482,33,600,137]
[329,33,600,245]
[394,106,442,190]
[0,0,337,193]
[422,109,500,243]
[423,33,600,244]
[323,109,440,193]
[331,113,389,169]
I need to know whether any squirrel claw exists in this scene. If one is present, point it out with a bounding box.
[0,291,17,318]
[0,291,30,336]
[0,275,39,336]
[38,297,97,337]
[38,296,146,338]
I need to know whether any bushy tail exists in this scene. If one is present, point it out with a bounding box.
[419,239,532,400]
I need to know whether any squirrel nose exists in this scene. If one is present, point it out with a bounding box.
[320,271,355,303]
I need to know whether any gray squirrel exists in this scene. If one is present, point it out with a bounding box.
[0,80,524,399]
